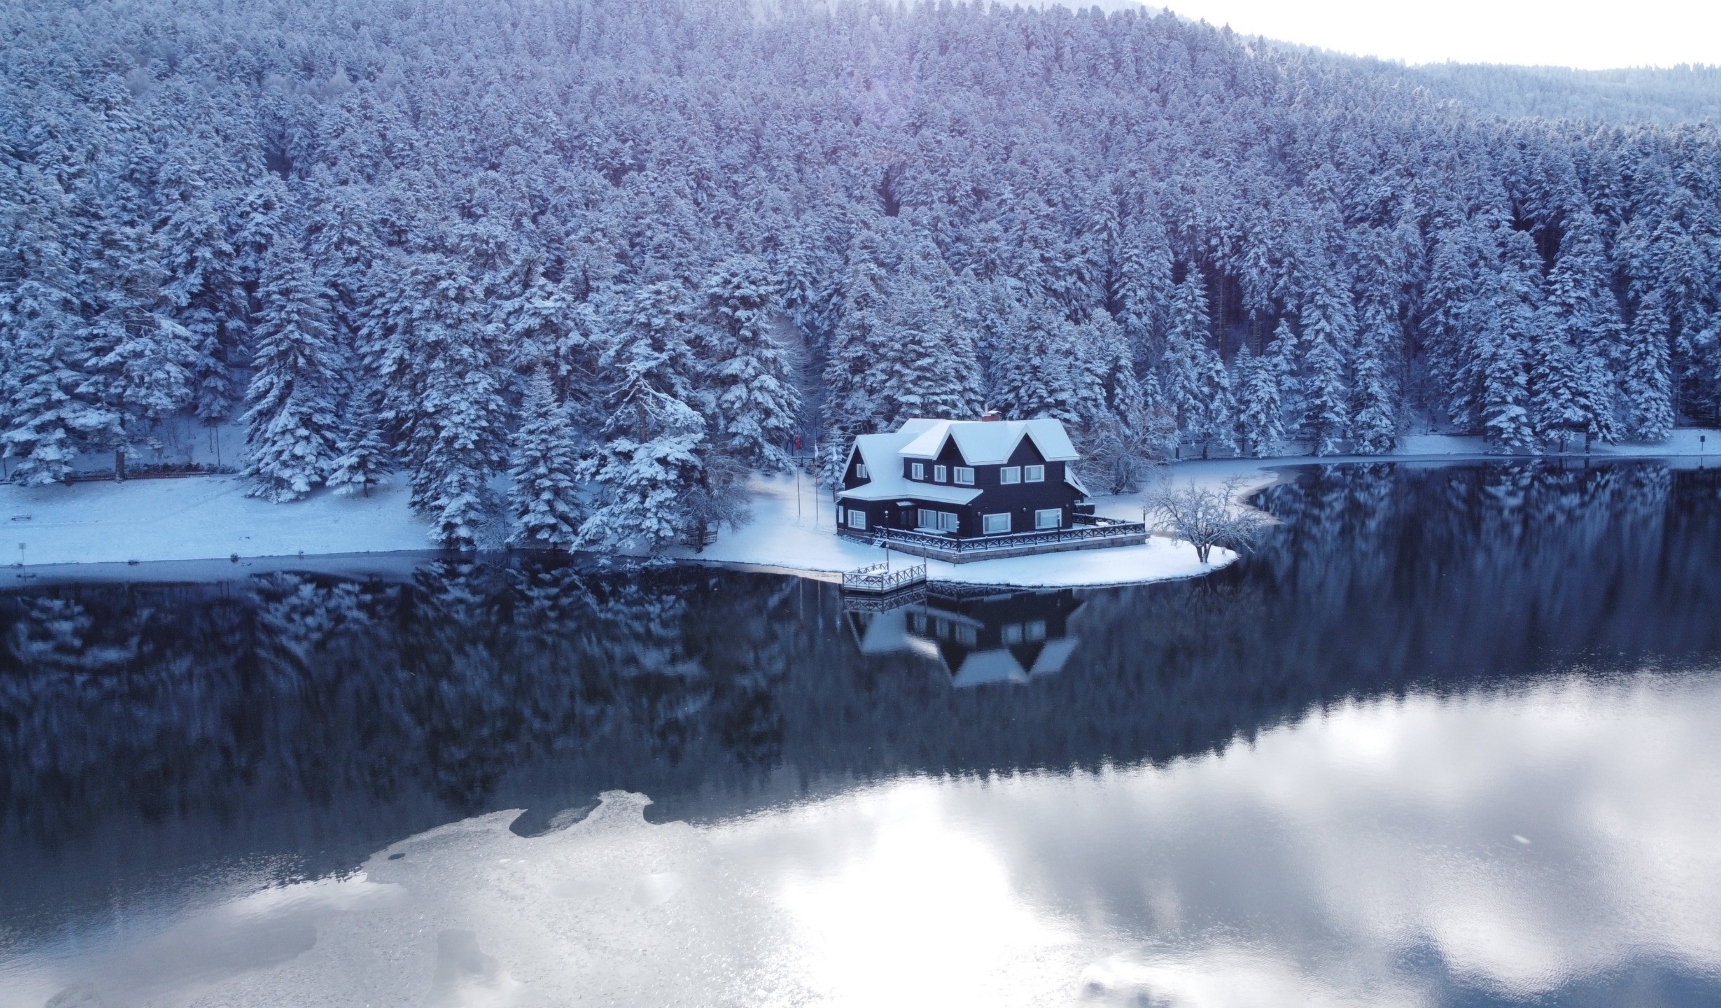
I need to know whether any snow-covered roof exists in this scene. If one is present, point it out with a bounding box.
[841,427,984,505]
[897,418,1080,465]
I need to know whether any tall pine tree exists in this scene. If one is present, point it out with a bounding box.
[242,248,343,501]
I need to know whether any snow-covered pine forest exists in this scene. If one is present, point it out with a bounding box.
[3,0,1719,550]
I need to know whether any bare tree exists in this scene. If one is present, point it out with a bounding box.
[1146,475,1274,563]
[1074,412,1173,495]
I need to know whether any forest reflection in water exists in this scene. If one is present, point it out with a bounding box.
[2,459,1720,1006]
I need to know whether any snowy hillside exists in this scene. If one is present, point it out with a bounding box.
[2,0,1719,555]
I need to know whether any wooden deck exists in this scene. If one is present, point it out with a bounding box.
[838,516,1147,564]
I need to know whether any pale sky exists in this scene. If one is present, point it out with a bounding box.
[1153,0,1721,70]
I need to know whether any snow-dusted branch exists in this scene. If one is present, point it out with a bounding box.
[1145,476,1274,565]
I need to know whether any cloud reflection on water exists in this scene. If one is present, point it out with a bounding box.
[12,670,1719,1007]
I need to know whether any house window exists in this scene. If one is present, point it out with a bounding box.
[1025,620,1047,641]
[955,626,978,646]
[921,509,959,532]
[1035,508,1062,530]
[983,513,1011,535]
[855,463,869,479]
[954,466,975,485]
[836,506,845,524]
[1024,465,1045,482]
[934,465,948,482]
[848,509,867,530]
[1000,466,1022,484]
[911,463,924,480]
[1002,623,1024,644]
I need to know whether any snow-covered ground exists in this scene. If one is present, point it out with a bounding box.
[688,474,1235,589]
[5,427,1717,584]
[1,476,428,568]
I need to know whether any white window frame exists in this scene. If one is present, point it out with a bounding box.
[911,462,924,480]
[1024,464,1045,483]
[1025,620,1047,642]
[916,508,937,529]
[1002,623,1024,645]
[982,512,1011,535]
[933,464,948,483]
[1034,508,1062,530]
[939,512,959,532]
[855,462,869,479]
[954,466,975,485]
[847,509,867,530]
[999,466,1022,484]
[836,506,845,524]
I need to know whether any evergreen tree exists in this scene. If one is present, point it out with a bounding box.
[1534,214,1620,449]
[821,228,895,441]
[1297,270,1354,455]
[74,211,197,479]
[0,219,87,485]
[1234,343,1285,458]
[242,249,344,501]
[326,410,393,498]
[699,257,801,471]
[875,238,985,426]
[577,281,711,552]
[1161,274,1214,454]
[1623,290,1676,441]
[508,371,585,549]
[372,254,509,548]
[1350,304,1400,454]
[1474,232,1542,453]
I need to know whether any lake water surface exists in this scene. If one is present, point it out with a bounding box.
[3,461,1720,1007]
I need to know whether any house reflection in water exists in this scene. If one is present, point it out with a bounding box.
[846,588,1084,687]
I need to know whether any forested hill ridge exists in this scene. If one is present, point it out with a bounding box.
[1397,62,1721,127]
[2,0,1719,551]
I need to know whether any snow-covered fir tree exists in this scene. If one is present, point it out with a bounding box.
[1532,214,1616,449]
[577,281,712,553]
[508,370,585,550]
[1473,232,1542,453]
[699,257,801,471]
[1161,274,1220,456]
[326,410,393,498]
[1623,290,1677,442]
[1297,269,1355,456]
[371,254,509,548]
[1234,343,1285,458]
[242,248,344,501]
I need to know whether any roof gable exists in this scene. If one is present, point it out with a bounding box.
[897,417,1078,464]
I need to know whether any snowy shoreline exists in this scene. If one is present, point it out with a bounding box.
[4,429,1716,586]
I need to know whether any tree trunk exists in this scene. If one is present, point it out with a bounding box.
[114,450,126,482]
[1196,543,1210,564]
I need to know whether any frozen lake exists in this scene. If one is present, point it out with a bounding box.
[3,460,1720,1007]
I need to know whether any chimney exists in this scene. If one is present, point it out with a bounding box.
[980,410,1003,422]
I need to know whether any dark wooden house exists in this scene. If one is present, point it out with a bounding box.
[834,415,1146,562]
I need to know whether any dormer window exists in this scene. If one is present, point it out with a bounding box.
[934,464,947,482]
[856,463,869,479]
[911,463,925,480]
[954,467,975,485]
[1000,466,1021,484]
